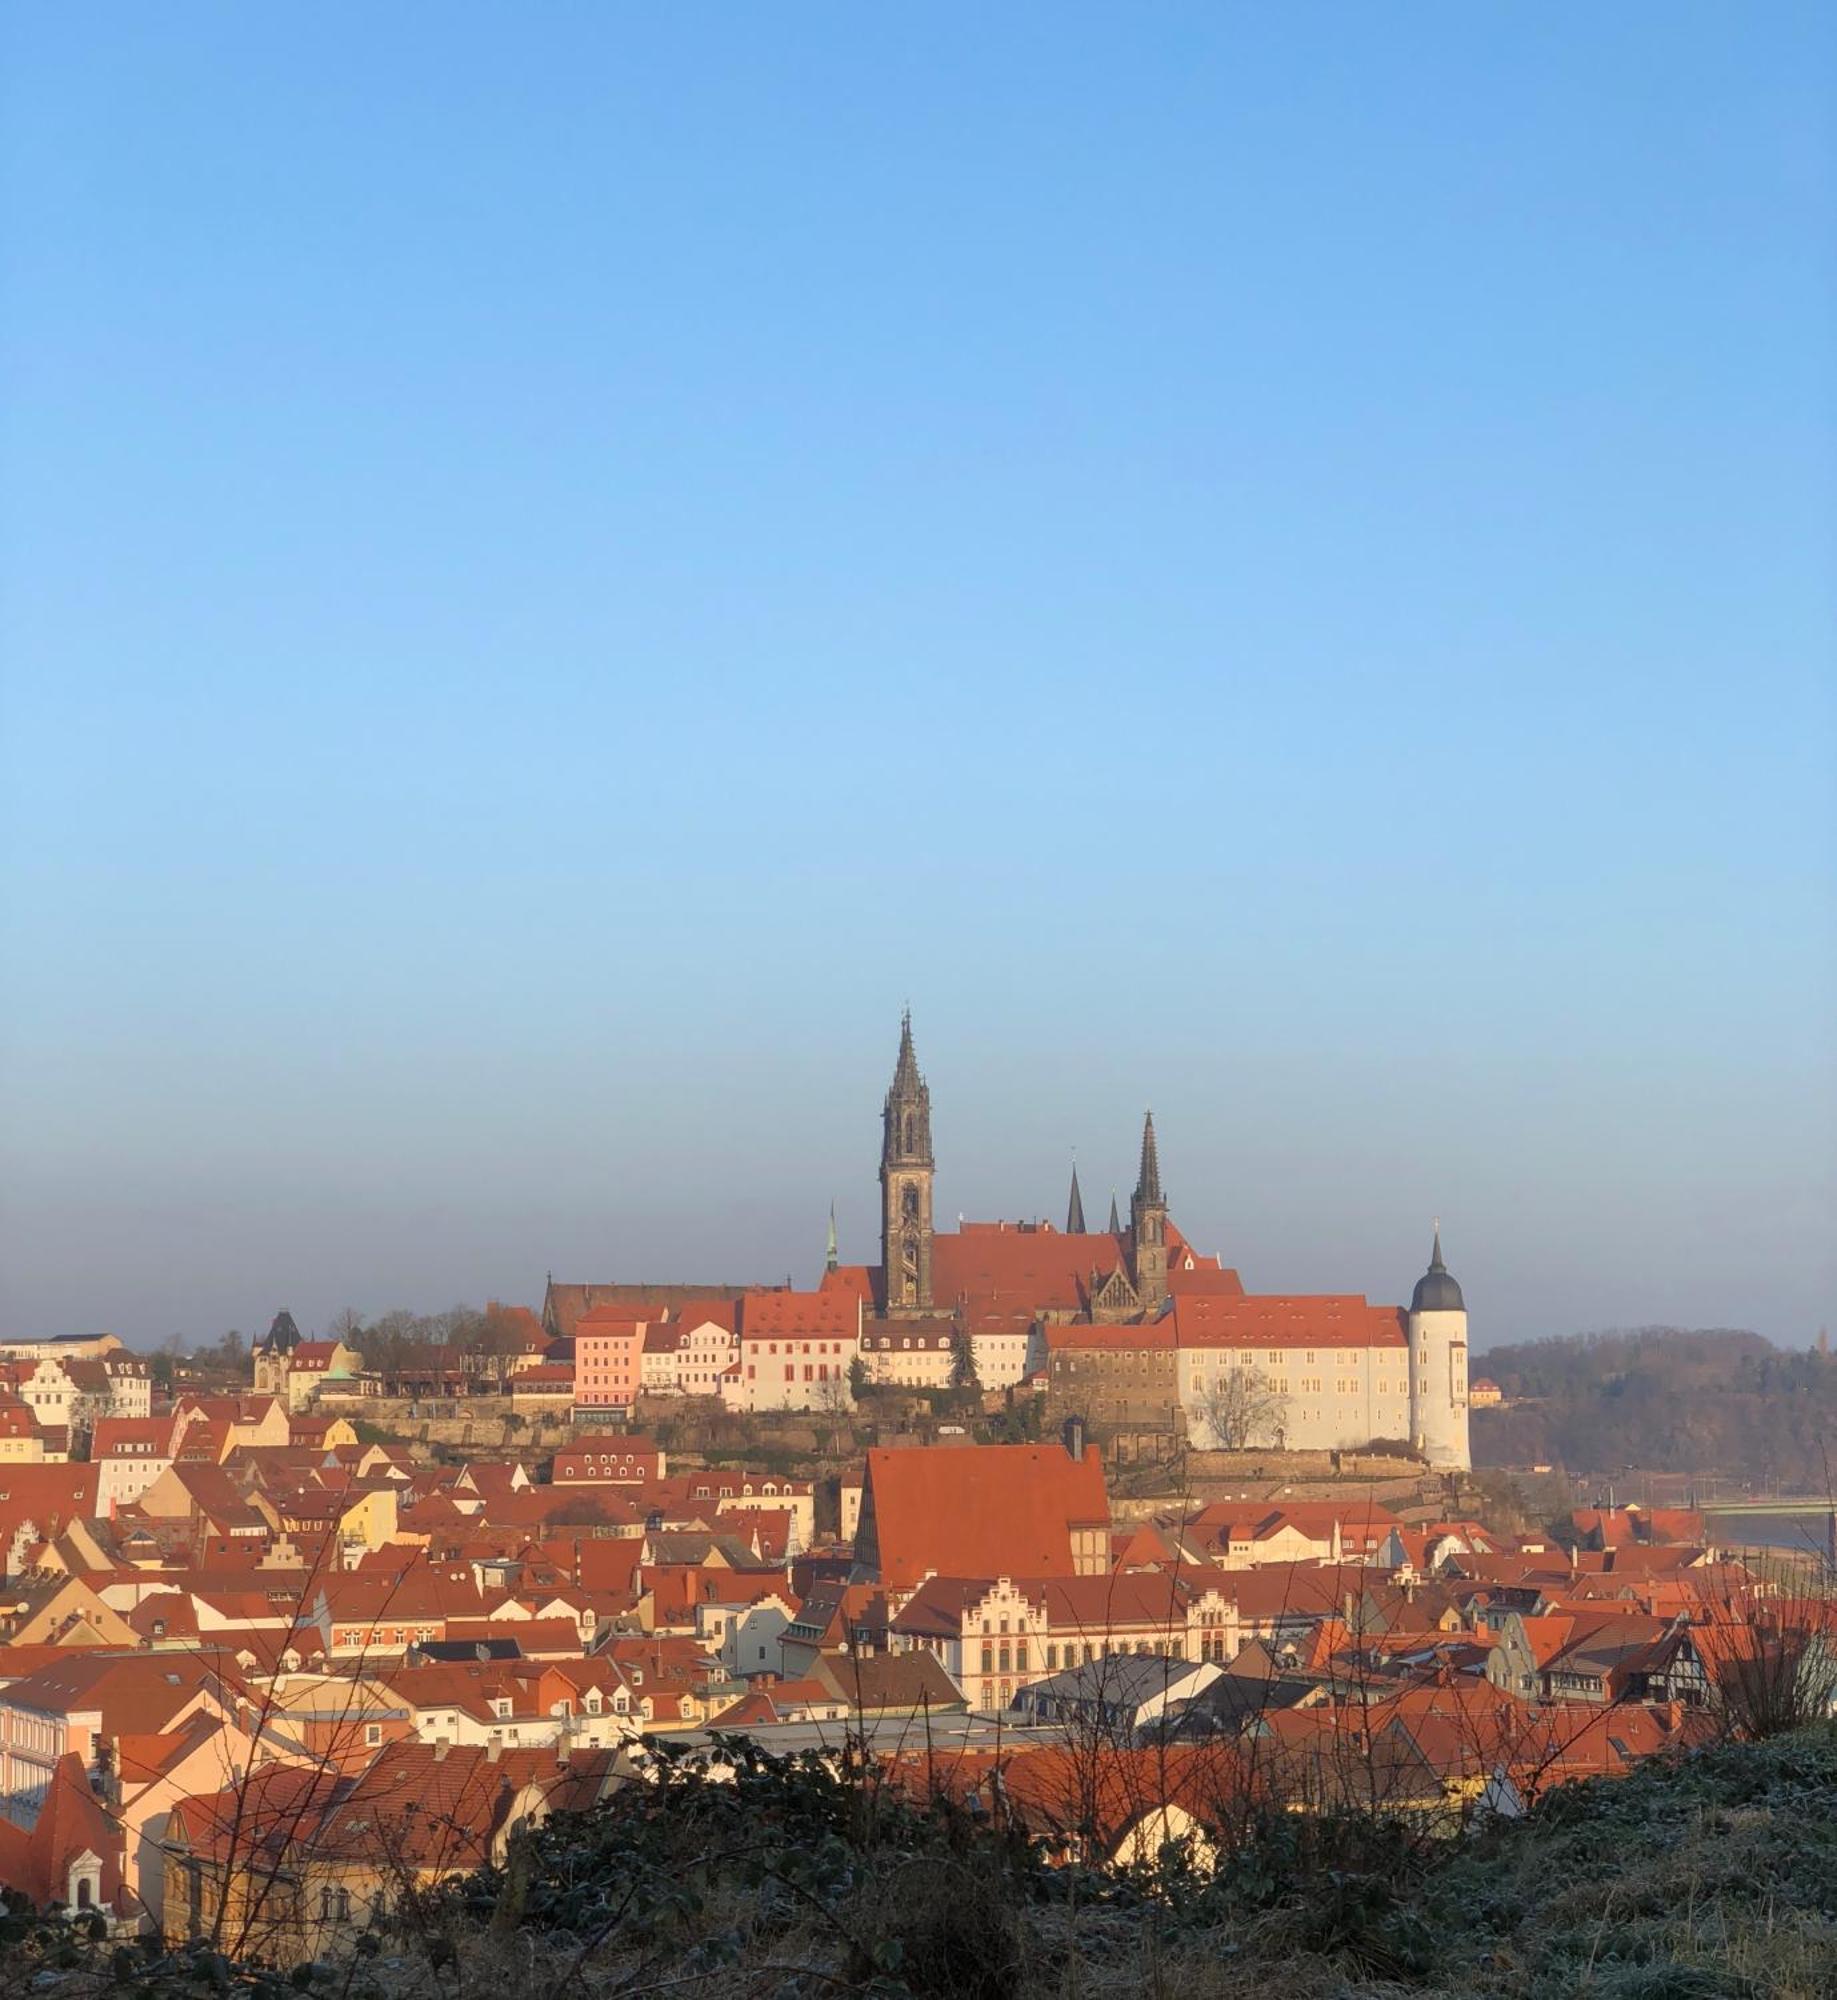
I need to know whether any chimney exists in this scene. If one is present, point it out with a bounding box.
[1061,1415,1087,1463]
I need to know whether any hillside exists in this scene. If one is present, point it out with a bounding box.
[10,1727,1837,2000]
[1473,1328,1837,1487]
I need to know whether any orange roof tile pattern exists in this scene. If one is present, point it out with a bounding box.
[1171,1293,1408,1349]
[737,1290,859,1339]
[859,1442,1109,1591]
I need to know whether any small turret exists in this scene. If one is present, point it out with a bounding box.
[1407,1223,1470,1471]
[1411,1225,1466,1313]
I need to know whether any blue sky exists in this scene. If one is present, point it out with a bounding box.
[2,5,1831,1349]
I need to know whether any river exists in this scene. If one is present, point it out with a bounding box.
[1707,1510,1837,1558]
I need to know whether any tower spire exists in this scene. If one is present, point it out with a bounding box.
[1066,1158,1086,1234]
[892,1006,922,1095]
[1128,1112,1169,1308]
[1108,1190,1121,1233]
[880,1009,935,1311]
[1135,1111,1162,1205]
[1430,1218,1445,1271]
[825,1202,839,1275]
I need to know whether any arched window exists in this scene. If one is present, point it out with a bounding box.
[67,1854,102,1912]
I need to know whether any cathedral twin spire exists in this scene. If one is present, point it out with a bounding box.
[879,1014,1167,1311]
[1065,1113,1159,1237]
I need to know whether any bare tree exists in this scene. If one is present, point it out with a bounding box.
[1190,1365,1283,1451]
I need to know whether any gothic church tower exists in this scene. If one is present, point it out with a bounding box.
[881,1011,935,1312]
[1130,1112,1169,1310]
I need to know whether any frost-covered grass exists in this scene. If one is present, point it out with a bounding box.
[6,1727,1836,2000]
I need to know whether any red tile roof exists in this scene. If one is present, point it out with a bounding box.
[91,1418,173,1457]
[931,1225,1131,1316]
[0,1751,126,1913]
[1171,1294,1408,1349]
[737,1291,859,1340]
[1168,1264,1247,1297]
[858,1443,1109,1592]
[0,1465,102,1547]
[1044,1322,1176,1351]
[817,1266,879,1309]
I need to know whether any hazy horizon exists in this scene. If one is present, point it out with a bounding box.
[3,8,1832,1353]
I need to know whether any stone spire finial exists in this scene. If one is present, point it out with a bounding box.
[892,1007,922,1094]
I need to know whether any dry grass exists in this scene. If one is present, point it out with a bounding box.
[7,1729,1836,2000]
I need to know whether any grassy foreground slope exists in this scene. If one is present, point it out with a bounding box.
[7,1727,1836,2000]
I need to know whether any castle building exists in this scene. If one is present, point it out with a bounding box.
[837,1016,1471,1468]
[541,1013,1472,1466]
[844,1013,1206,1358]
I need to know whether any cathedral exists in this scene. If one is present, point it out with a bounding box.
[541,1013,1471,1468]
[872,1011,1183,1323]
[836,1013,1471,1469]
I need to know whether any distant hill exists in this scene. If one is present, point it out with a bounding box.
[1473,1327,1837,1487]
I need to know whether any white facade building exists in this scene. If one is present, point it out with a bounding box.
[677,1315,740,1398]
[1169,1234,1470,1469]
[969,1326,1037,1390]
[720,1293,860,1414]
[860,1320,955,1388]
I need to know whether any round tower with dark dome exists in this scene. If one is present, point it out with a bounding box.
[1407,1226,1470,1469]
